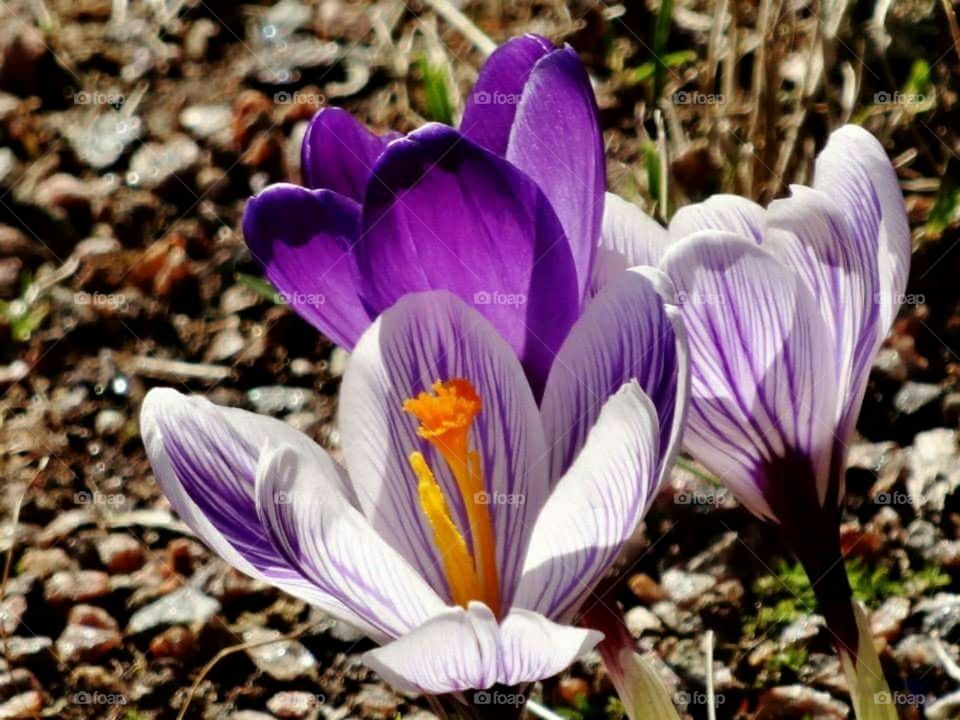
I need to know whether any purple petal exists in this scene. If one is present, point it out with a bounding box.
[301,107,399,201]
[356,123,580,393]
[541,268,686,484]
[460,34,554,156]
[255,444,448,640]
[505,46,605,300]
[668,194,767,244]
[242,184,371,349]
[362,602,600,694]
[515,382,660,621]
[339,291,549,610]
[139,389,387,641]
[660,232,838,520]
[765,186,877,447]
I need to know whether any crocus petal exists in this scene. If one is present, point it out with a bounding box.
[140,388,384,640]
[362,602,600,694]
[660,232,839,519]
[600,193,672,267]
[505,46,605,300]
[765,186,877,445]
[242,184,370,349]
[541,269,686,484]
[339,291,549,610]
[255,444,448,640]
[300,107,399,201]
[667,194,767,244]
[515,382,660,621]
[356,123,580,393]
[460,34,554,156]
[812,124,910,337]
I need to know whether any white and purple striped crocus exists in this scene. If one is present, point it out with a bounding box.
[141,288,686,714]
[603,125,910,719]
[241,34,604,397]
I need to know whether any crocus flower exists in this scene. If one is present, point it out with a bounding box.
[602,125,910,718]
[242,34,604,396]
[141,284,686,714]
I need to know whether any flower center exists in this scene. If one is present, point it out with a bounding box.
[404,379,500,615]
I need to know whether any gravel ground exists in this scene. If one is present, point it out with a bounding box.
[0,0,959,718]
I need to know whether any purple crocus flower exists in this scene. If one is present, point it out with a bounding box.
[241,34,604,396]
[602,125,910,718]
[141,284,686,712]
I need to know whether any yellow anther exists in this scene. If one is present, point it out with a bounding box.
[410,451,478,608]
[404,379,500,617]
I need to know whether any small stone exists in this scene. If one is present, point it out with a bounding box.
[128,586,220,634]
[556,677,591,706]
[44,570,110,606]
[96,533,146,573]
[780,615,824,645]
[242,626,317,681]
[33,173,93,216]
[94,409,125,436]
[206,328,245,362]
[179,104,232,141]
[128,136,201,190]
[915,594,960,641]
[0,668,40,701]
[627,573,667,603]
[905,519,938,552]
[0,596,25,634]
[926,689,960,720]
[354,684,399,719]
[267,690,323,718]
[906,429,960,512]
[872,348,908,382]
[624,606,663,637]
[149,626,196,661]
[228,713,276,720]
[870,597,910,641]
[652,600,702,635]
[38,508,96,546]
[56,624,122,663]
[4,637,51,664]
[0,691,44,718]
[328,347,349,378]
[756,685,849,718]
[248,386,312,415]
[893,634,939,670]
[67,605,119,631]
[894,381,942,414]
[64,114,142,169]
[661,568,716,605]
[17,547,76,578]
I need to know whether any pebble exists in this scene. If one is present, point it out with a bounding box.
[242,626,317,681]
[0,668,41,701]
[148,626,196,661]
[94,408,126,436]
[906,429,960,512]
[894,381,942,414]
[0,596,25,635]
[44,570,110,606]
[328,347,349,378]
[627,573,667,603]
[926,689,960,720]
[38,508,96,546]
[652,600,702,635]
[96,533,146,573]
[228,713,276,720]
[354,684,400,719]
[56,624,122,663]
[64,114,142,170]
[660,568,716,606]
[179,104,232,142]
[206,327,246,362]
[17,547,76,578]
[127,586,221,634]
[780,615,824,645]
[3,637,52,664]
[914,594,960,641]
[0,691,44,718]
[872,347,908,382]
[893,634,940,670]
[267,690,322,718]
[870,597,911,641]
[128,136,201,190]
[624,606,663,636]
[756,685,849,718]
[248,386,312,415]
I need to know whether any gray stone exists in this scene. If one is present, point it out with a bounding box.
[128,586,220,634]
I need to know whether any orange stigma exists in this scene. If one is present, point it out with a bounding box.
[404,378,500,616]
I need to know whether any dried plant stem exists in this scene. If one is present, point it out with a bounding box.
[422,0,497,58]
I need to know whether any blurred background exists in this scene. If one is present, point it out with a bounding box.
[0,0,958,718]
